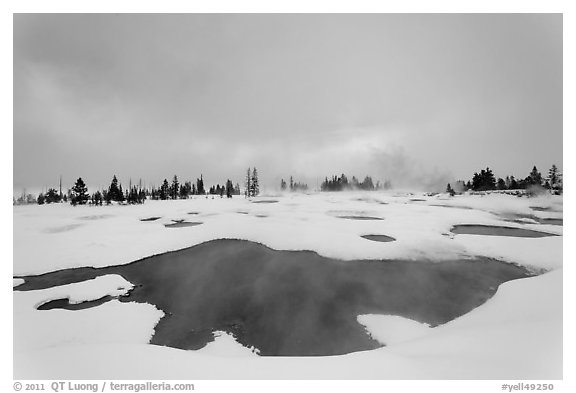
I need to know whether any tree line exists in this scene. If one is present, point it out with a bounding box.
[23,173,243,206]
[446,164,563,195]
[320,174,392,192]
[280,176,309,192]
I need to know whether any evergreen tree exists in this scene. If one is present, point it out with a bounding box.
[179,184,188,199]
[471,168,496,191]
[108,175,123,202]
[509,176,518,190]
[360,176,374,190]
[196,175,205,195]
[496,178,507,190]
[160,179,169,200]
[37,193,45,205]
[170,175,179,200]
[547,164,562,193]
[289,176,294,191]
[118,184,125,202]
[92,190,103,206]
[245,168,252,197]
[251,167,259,197]
[280,179,287,191]
[45,188,61,203]
[528,166,543,186]
[71,177,89,205]
[225,179,234,198]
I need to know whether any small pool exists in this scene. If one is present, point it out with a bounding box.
[361,235,396,242]
[451,224,558,238]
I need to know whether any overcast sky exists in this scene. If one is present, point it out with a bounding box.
[13,13,562,192]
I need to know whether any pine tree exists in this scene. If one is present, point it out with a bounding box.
[251,167,259,197]
[446,183,455,196]
[171,175,179,200]
[92,190,103,206]
[528,166,543,186]
[280,179,287,191]
[547,164,561,193]
[289,176,294,191]
[509,176,518,190]
[196,175,205,195]
[245,167,252,197]
[225,179,234,198]
[37,193,45,205]
[45,188,61,203]
[118,184,125,202]
[496,178,506,190]
[71,177,89,205]
[160,179,169,200]
[108,175,122,202]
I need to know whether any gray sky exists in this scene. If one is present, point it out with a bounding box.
[13,14,562,192]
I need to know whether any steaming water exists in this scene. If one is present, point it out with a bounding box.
[14,240,532,356]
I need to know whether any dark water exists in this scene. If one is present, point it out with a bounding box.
[539,218,563,226]
[338,216,384,221]
[251,200,279,204]
[14,240,532,356]
[164,222,203,228]
[430,204,474,210]
[451,224,558,238]
[530,206,562,213]
[140,217,161,222]
[361,235,396,242]
[37,295,113,311]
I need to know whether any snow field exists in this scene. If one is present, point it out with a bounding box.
[12,192,563,379]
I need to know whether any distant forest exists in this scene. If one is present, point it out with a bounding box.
[15,172,245,206]
[447,164,563,196]
[13,163,563,206]
[320,174,392,192]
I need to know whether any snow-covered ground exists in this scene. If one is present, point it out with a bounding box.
[13,192,563,379]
